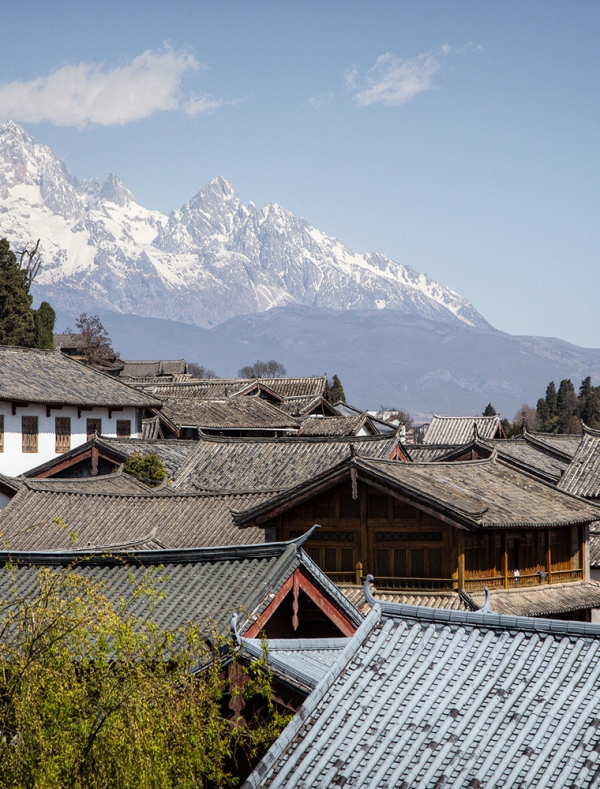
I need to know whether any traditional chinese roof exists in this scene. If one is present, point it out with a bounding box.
[0,538,361,637]
[235,455,600,531]
[0,482,270,551]
[424,414,505,444]
[557,424,600,498]
[338,585,469,613]
[0,346,161,408]
[23,436,199,479]
[465,581,600,617]
[298,414,376,437]
[522,431,582,458]
[118,359,188,378]
[403,443,464,461]
[159,397,300,431]
[245,588,600,789]
[173,433,401,492]
[275,396,338,417]
[136,375,329,401]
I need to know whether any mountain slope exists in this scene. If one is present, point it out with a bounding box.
[53,305,600,419]
[0,121,489,329]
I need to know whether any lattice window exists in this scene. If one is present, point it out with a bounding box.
[339,493,360,518]
[393,500,418,519]
[429,549,442,578]
[291,503,311,520]
[368,494,388,519]
[411,548,425,577]
[116,419,131,438]
[305,546,320,566]
[314,498,336,519]
[0,414,4,452]
[393,549,407,577]
[324,548,337,572]
[341,549,354,572]
[86,418,102,441]
[376,549,390,576]
[22,416,38,453]
[55,417,71,453]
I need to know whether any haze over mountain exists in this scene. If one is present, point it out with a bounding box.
[2,120,599,417]
[0,121,487,329]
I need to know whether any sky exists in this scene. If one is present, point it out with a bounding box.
[0,1,599,347]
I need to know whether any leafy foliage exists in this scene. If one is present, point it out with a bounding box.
[329,374,346,403]
[0,565,288,788]
[123,452,168,487]
[506,376,600,434]
[238,360,286,378]
[188,362,218,379]
[482,403,497,416]
[33,301,56,349]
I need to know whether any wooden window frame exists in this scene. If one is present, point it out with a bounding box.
[86,418,102,441]
[116,419,131,438]
[22,415,38,453]
[55,417,71,453]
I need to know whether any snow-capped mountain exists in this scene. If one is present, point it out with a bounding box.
[0,121,489,329]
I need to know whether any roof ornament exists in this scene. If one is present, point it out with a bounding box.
[473,421,479,441]
[350,443,357,457]
[478,586,492,614]
[230,612,241,645]
[521,418,528,435]
[289,523,321,547]
[363,574,378,608]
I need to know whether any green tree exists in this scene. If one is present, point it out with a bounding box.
[545,381,558,418]
[0,238,35,347]
[123,452,168,486]
[482,403,497,416]
[33,300,56,349]
[577,377,600,429]
[0,564,288,788]
[329,375,346,403]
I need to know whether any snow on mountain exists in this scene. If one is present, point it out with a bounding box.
[0,121,489,329]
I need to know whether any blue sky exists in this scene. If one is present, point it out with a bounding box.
[1,1,599,346]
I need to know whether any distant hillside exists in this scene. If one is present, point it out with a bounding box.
[54,306,600,419]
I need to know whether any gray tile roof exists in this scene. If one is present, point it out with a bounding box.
[172,433,400,492]
[486,438,572,481]
[0,483,271,550]
[0,541,361,637]
[119,359,188,378]
[24,437,199,480]
[245,596,600,789]
[524,431,583,458]
[465,581,600,617]
[240,637,348,693]
[298,414,373,437]
[338,585,469,614]
[558,425,600,498]
[0,346,161,408]
[355,455,600,529]
[424,414,504,444]
[160,397,300,430]
[137,375,328,401]
[275,396,338,417]
[403,443,464,461]
[234,454,600,531]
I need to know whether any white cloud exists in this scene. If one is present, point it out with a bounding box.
[184,93,240,117]
[0,47,231,128]
[351,50,443,107]
[309,92,334,108]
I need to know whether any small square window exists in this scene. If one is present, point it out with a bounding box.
[116,420,131,438]
[86,418,102,441]
[22,416,38,453]
[55,417,71,453]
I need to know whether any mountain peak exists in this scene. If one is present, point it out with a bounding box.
[99,172,135,206]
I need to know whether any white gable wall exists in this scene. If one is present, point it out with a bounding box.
[0,403,140,475]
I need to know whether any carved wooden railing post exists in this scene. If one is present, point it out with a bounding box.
[355,562,363,586]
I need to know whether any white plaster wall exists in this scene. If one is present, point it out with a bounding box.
[0,491,12,510]
[0,404,140,476]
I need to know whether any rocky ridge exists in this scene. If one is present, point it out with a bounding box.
[0,121,489,329]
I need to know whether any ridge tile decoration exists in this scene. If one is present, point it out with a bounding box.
[235,455,600,618]
[0,346,161,475]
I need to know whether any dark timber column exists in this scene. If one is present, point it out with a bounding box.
[502,532,509,589]
[546,528,551,584]
[359,481,369,575]
[457,530,465,591]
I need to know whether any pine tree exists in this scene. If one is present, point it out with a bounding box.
[545,381,558,418]
[33,301,56,349]
[0,239,35,347]
[329,375,346,403]
[482,403,497,416]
